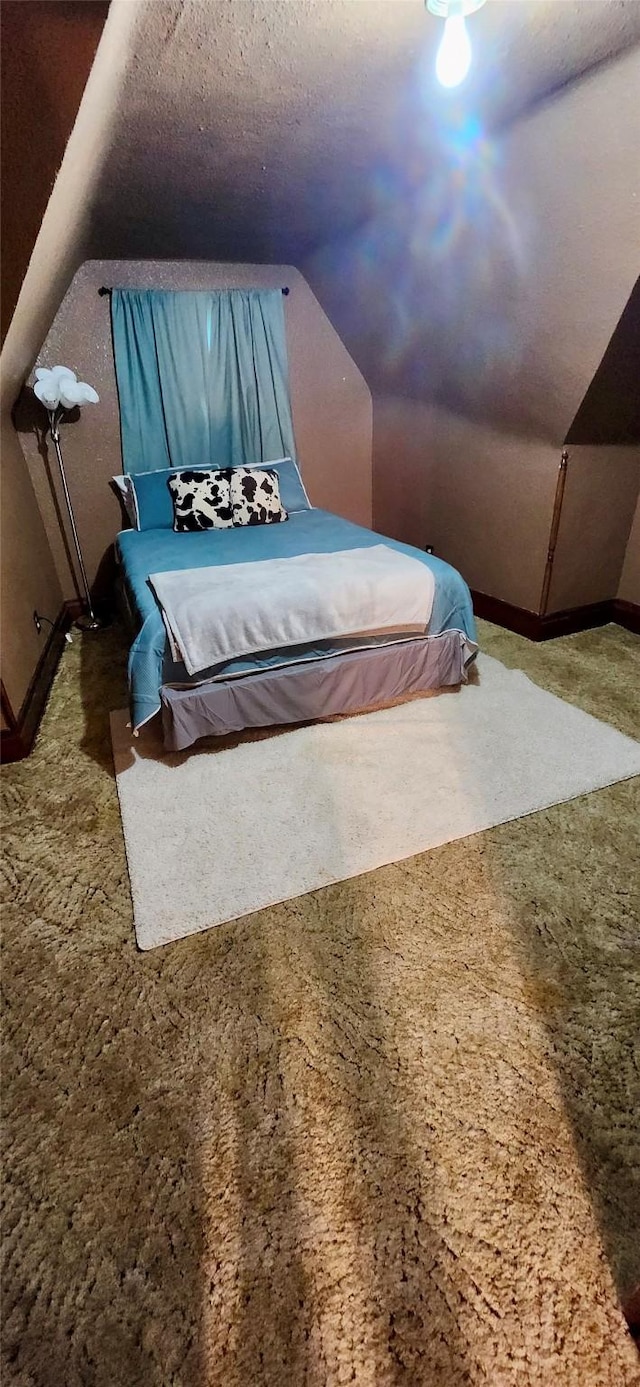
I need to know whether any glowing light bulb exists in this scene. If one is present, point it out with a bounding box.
[435,14,472,88]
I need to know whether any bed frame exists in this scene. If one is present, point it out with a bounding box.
[160,629,471,751]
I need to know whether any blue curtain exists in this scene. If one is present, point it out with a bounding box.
[111,288,296,473]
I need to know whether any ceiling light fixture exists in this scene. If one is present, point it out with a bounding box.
[426,0,487,89]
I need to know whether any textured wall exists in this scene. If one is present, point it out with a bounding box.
[374,400,559,610]
[374,400,640,615]
[617,494,640,606]
[372,400,440,554]
[0,0,108,344]
[547,448,640,614]
[19,262,372,600]
[0,418,63,715]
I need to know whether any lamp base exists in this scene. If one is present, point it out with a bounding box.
[74,612,108,632]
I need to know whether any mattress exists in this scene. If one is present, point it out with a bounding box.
[116,508,477,731]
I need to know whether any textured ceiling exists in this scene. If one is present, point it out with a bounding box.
[89,0,640,264]
[0,0,108,341]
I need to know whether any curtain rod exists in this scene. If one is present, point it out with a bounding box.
[98,285,290,296]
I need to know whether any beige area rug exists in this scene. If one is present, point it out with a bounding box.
[112,653,640,950]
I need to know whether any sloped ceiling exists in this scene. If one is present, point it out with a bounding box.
[304,42,640,441]
[87,0,640,264]
[0,0,108,342]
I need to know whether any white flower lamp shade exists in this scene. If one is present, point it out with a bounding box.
[34,364,102,630]
[34,365,99,411]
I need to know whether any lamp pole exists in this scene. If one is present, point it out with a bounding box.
[48,407,102,631]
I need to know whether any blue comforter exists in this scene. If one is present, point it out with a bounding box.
[116,509,477,729]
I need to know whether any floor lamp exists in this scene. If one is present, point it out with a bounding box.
[34,365,102,631]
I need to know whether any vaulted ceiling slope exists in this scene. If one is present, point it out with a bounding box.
[0,0,108,343]
[304,41,640,442]
[87,0,640,265]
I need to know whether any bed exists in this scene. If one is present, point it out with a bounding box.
[115,502,477,752]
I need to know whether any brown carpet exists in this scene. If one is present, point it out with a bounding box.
[2,619,639,1386]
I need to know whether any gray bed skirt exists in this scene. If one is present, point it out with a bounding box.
[160,631,473,751]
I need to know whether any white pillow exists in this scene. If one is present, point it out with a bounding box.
[112,474,137,527]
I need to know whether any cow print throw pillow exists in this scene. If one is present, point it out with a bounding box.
[230,468,288,527]
[167,469,234,532]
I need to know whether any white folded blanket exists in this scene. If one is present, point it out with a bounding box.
[149,545,435,676]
